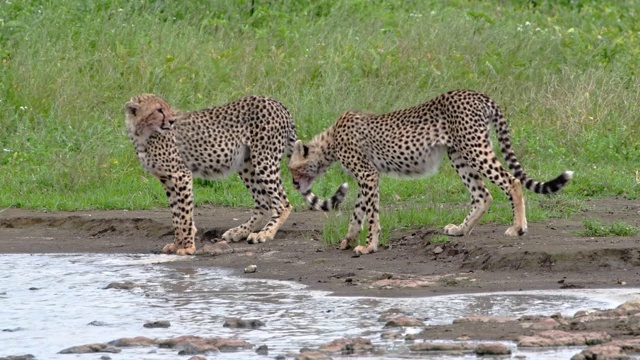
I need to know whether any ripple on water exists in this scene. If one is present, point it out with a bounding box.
[0,253,638,360]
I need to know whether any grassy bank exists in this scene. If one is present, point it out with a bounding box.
[0,1,638,244]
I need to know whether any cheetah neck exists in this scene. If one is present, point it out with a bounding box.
[309,126,337,164]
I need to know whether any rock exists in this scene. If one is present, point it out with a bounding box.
[570,344,630,360]
[0,355,36,360]
[453,315,516,324]
[108,336,156,347]
[377,308,409,321]
[104,281,138,290]
[157,336,252,352]
[196,241,233,256]
[99,356,111,360]
[383,316,425,328]
[410,342,474,352]
[615,300,640,316]
[177,343,219,355]
[244,264,257,273]
[187,356,207,360]
[526,318,561,330]
[256,344,269,355]
[475,343,511,355]
[58,343,121,354]
[380,330,404,339]
[223,317,265,329]
[433,246,444,254]
[144,320,171,328]
[289,351,332,360]
[518,330,611,347]
[318,337,374,355]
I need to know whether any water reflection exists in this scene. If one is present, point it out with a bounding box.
[0,254,638,360]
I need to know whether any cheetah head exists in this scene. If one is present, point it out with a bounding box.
[289,140,332,193]
[125,94,175,142]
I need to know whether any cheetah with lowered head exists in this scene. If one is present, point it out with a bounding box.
[288,90,572,255]
[125,94,347,255]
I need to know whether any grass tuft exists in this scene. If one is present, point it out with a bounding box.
[577,218,640,237]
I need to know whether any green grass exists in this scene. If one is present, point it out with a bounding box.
[578,218,640,237]
[0,1,639,244]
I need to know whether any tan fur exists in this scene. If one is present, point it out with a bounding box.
[289,90,572,255]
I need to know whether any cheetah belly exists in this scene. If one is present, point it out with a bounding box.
[181,144,248,180]
[370,145,446,177]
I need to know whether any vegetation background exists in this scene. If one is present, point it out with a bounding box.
[0,0,638,242]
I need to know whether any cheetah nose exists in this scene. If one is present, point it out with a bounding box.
[168,119,175,128]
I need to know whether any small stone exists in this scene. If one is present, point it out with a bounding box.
[256,344,269,355]
[433,246,444,254]
[187,356,207,360]
[143,320,171,328]
[475,343,511,355]
[223,317,265,329]
[384,316,425,328]
[244,264,257,273]
[104,281,138,290]
[88,320,108,326]
[99,356,112,360]
[2,327,25,332]
[0,355,36,360]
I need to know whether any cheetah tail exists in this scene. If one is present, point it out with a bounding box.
[301,183,349,211]
[492,107,573,195]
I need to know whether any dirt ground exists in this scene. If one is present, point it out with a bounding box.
[1,196,639,298]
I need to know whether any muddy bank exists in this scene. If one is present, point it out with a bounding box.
[1,197,639,297]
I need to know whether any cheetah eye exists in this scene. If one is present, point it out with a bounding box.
[157,108,165,115]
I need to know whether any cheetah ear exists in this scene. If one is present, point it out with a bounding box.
[293,140,306,156]
[125,102,140,117]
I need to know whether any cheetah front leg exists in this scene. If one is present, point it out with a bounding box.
[352,173,381,255]
[340,165,381,255]
[160,171,197,255]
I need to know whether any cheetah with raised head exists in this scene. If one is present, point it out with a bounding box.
[125,94,347,255]
[288,90,573,255]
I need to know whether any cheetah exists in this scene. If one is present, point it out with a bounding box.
[288,90,573,255]
[125,94,347,255]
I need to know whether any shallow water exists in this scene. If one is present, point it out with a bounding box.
[1,254,638,359]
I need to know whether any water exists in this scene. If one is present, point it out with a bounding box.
[1,254,638,359]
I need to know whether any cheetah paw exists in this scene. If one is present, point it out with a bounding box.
[247,232,272,244]
[353,244,376,255]
[222,227,251,242]
[443,224,465,236]
[162,243,195,255]
[339,239,350,250]
[176,246,196,255]
[505,226,527,236]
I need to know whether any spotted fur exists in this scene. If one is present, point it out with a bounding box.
[125,94,346,255]
[288,90,573,255]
